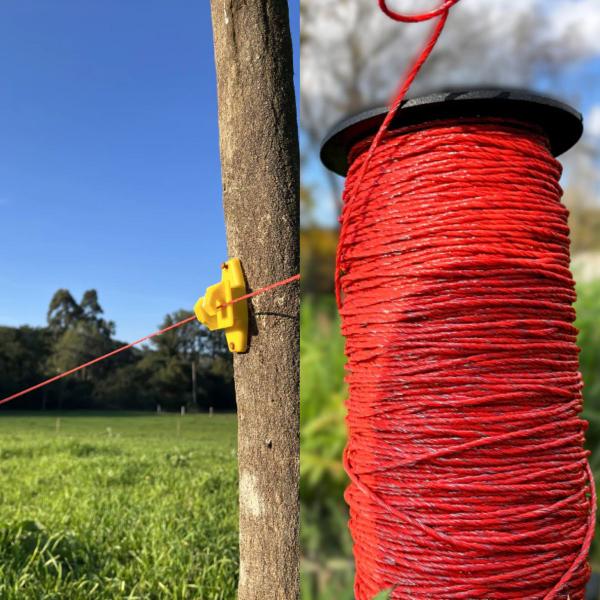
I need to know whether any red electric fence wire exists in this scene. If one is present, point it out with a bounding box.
[339,119,596,598]
[221,273,300,306]
[0,273,300,407]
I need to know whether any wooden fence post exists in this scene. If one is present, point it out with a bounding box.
[209,2,300,599]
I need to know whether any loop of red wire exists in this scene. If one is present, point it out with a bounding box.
[338,118,596,599]
[378,0,461,22]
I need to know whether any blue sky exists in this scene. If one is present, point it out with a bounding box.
[0,1,300,342]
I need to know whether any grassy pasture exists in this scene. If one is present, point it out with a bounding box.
[0,412,238,599]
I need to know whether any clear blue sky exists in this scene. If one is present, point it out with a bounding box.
[0,1,300,342]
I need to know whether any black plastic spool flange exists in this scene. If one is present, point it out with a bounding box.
[320,88,583,177]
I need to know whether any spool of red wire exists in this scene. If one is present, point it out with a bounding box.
[321,90,596,599]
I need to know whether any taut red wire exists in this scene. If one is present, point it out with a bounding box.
[0,273,300,407]
[338,117,595,599]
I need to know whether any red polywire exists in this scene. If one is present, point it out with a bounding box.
[220,273,300,307]
[337,118,596,599]
[0,273,300,407]
[335,0,457,305]
[378,0,461,22]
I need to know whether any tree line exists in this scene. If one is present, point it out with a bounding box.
[0,289,235,412]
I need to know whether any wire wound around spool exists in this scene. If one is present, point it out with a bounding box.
[335,117,593,599]
[320,89,583,177]
[321,87,592,598]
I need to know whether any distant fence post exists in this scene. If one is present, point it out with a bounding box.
[210,1,300,598]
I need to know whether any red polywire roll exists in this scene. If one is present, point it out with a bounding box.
[337,118,596,599]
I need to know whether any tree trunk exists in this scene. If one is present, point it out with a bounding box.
[209,2,300,600]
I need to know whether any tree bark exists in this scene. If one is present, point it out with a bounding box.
[209,2,300,600]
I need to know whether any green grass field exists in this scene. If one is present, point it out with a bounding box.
[0,412,239,599]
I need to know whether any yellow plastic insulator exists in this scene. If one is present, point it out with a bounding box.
[194,258,248,353]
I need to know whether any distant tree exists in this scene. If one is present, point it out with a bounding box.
[152,309,229,360]
[80,289,102,319]
[44,289,128,409]
[80,289,115,337]
[48,322,114,380]
[196,353,235,411]
[0,326,52,410]
[147,310,234,411]
[153,310,198,358]
[47,290,117,381]
[47,289,82,335]
[198,326,230,358]
[92,361,155,411]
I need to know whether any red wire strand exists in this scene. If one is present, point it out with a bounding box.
[219,273,300,307]
[336,0,457,305]
[378,0,461,22]
[338,118,595,599]
[0,273,300,407]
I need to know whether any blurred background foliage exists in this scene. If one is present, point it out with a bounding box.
[299,0,600,597]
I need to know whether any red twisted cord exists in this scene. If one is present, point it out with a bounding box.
[339,118,595,599]
[378,0,461,22]
[336,1,458,304]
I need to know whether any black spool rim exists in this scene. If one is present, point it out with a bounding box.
[320,88,583,177]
